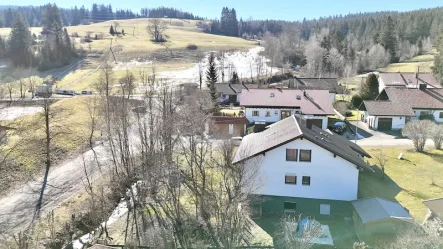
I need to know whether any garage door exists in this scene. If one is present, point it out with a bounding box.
[378,118,392,130]
[307,119,323,129]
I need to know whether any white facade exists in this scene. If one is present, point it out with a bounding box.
[250,138,359,201]
[413,109,443,123]
[245,107,328,129]
[365,114,406,130]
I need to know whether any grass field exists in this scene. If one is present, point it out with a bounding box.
[6,96,102,170]
[379,53,435,73]
[359,146,443,220]
[0,18,256,91]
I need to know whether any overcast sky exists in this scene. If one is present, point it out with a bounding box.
[6,0,443,21]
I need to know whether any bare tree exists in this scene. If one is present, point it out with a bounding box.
[146,19,167,43]
[119,69,136,98]
[277,215,324,249]
[430,123,443,150]
[402,120,434,152]
[218,50,226,83]
[373,147,388,179]
[197,53,205,89]
[93,62,114,96]
[7,83,13,101]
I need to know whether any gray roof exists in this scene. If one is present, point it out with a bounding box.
[361,101,415,116]
[291,77,339,93]
[352,197,414,224]
[233,115,373,171]
[379,73,441,88]
[214,83,236,95]
[423,198,443,219]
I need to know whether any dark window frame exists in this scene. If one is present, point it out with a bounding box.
[440,112,443,119]
[299,149,312,162]
[252,110,259,116]
[286,149,298,161]
[285,175,297,185]
[284,201,297,210]
[302,176,311,186]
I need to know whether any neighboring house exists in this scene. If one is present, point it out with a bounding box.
[423,197,443,222]
[360,87,443,130]
[352,197,413,241]
[378,72,442,93]
[240,89,335,130]
[289,77,340,102]
[209,116,249,137]
[214,83,259,104]
[233,116,373,209]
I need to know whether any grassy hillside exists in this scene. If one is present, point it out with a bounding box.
[360,146,443,220]
[379,53,435,73]
[0,18,256,91]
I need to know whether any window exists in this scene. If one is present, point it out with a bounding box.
[285,175,297,184]
[421,111,430,116]
[299,150,312,162]
[274,110,278,115]
[252,110,259,116]
[265,111,271,117]
[440,112,443,119]
[302,176,311,186]
[284,202,297,211]
[286,149,298,161]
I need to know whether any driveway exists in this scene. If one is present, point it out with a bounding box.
[344,121,435,147]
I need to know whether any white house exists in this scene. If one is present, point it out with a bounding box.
[360,87,443,130]
[378,72,442,93]
[289,77,340,102]
[233,116,373,203]
[240,89,335,130]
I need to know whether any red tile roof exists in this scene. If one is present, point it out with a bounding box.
[240,89,335,115]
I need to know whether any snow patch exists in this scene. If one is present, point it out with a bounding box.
[0,106,43,121]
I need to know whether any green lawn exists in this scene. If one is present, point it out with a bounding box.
[359,146,443,220]
[379,53,434,73]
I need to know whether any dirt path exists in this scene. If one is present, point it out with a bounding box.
[0,144,111,242]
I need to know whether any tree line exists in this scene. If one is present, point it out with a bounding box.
[140,6,203,20]
[2,4,77,70]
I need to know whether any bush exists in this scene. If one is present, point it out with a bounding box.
[419,114,435,121]
[402,120,434,152]
[186,44,198,50]
[345,111,353,117]
[351,94,363,109]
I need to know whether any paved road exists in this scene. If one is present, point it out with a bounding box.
[0,144,111,241]
[348,121,435,147]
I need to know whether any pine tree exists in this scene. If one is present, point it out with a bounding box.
[110,25,115,36]
[8,14,33,67]
[206,52,219,113]
[432,31,443,86]
[360,73,379,100]
[230,71,239,84]
[379,16,397,62]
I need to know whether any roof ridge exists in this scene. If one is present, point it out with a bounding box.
[292,115,303,135]
[375,197,392,218]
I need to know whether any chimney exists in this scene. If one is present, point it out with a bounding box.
[303,90,307,97]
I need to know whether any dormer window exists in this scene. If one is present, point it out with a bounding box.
[270,93,275,98]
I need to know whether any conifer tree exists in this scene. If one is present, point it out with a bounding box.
[432,32,443,86]
[110,25,115,36]
[8,14,32,67]
[206,52,219,113]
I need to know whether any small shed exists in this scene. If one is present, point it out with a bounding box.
[209,116,249,137]
[352,197,414,240]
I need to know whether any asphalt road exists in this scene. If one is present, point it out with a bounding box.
[0,144,111,241]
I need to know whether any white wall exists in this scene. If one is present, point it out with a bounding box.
[329,93,336,102]
[368,116,406,130]
[245,108,299,123]
[245,108,328,129]
[249,138,359,201]
[378,78,386,93]
[413,109,443,123]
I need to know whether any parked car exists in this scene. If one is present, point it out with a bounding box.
[331,121,347,135]
[81,90,93,95]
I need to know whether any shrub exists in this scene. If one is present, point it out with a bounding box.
[345,111,353,117]
[186,44,198,50]
[431,124,443,150]
[351,94,363,109]
[402,120,434,152]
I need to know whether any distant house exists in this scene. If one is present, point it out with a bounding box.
[240,89,335,130]
[352,197,413,241]
[233,116,373,212]
[423,197,443,222]
[214,83,259,104]
[289,77,340,102]
[209,116,249,137]
[360,87,443,130]
[378,72,442,93]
